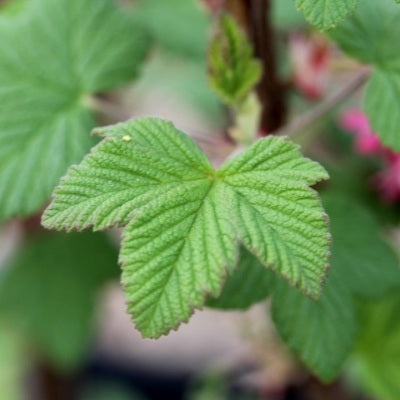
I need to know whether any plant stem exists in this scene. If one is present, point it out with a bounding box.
[275,68,371,137]
[228,0,288,133]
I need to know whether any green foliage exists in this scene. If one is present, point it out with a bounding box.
[134,0,210,59]
[272,192,400,381]
[0,232,118,371]
[43,117,329,338]
[294,0,359,30]
[207,248,274,310]
[272,0,306,30]
[0,325,26,400]
[272,271,357,382]
[208,15,262,106]
[0,0,27,16]
[364,71,400,152]
[352,293,400,400]
[325,193,400,298]
[330,0,400,150]
[0,0,149,221]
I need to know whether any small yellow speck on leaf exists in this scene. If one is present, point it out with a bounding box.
[122,135,132,142]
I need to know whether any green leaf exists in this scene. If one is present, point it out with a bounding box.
[0,0,149,220]
[330,0,400,150]
[272,192,400,381]
[0,324,26,400]
[352,293,400,400]
[208,15,262,106]
[206,247,274,310]
[0,232,118,371]
[294,0,359,30]
[330,2,400,67]
[364,71,400,151]
[272,0,306,30]
[134,0,210,59]
[324,192,400,298]
[219,137,330,299]
[120,179,237,338]
[330,0,400,70]
[43,117,329,338]
[272,271,357,382]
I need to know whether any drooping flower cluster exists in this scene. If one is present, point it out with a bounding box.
[290,34,330,100]
[341,109,400,202]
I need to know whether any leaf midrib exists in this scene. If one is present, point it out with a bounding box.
[139,179,216,335]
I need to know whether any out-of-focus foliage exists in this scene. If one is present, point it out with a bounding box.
[0,0,27,16]
[330,0,400,151]
[271,191,400,381]
[0,324,26,400]
[352,292,400,400]
[272,0,306,30]
[133,0,210,59]
[207,247,274,310]
[0,232,118,371]
[132,52,223,124]
[0,0,150,221]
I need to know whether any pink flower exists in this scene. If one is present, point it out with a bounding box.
[290,34,330,99]
[340,109,383,155]
[341,109,400,203]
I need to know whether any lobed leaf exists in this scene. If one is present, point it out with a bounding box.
[43,117,330,338]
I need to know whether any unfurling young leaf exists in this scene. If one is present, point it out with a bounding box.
[0,0,150,221]
[294,0,359,30]
[43,117,330,338]
[208,15,262,107]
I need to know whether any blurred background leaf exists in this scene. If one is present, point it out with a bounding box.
[0,323,27,400]
[133,0,210,59]
[207,247,273,310]
[351,292,400,400]
[0,231,119,372]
